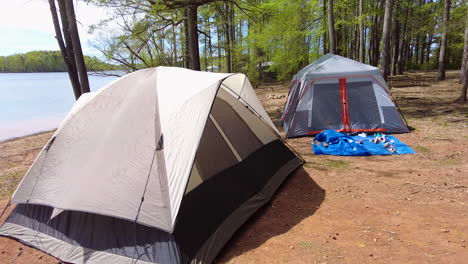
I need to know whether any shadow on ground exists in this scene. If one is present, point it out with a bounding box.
[215,167,325,263]
[397,98,468,119]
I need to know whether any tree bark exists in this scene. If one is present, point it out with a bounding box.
[415,33,420,65]
[392,19,400,76]
[369,0,384,66]
[426,33,433,63]
[187,5,201,71]
[437,0,451,81]
[397,5,409,75]
[420,34,426,65]
[323,0,328,54]
[328,0,336,54]
[229,4,235,71]
[183,8,189,68]
[203,23,208,71]
[224,2,232,72]
[381,0,394,81]
[460,15,468,85]
[48,0,81,99]
[65,0,90,94]
[458,17,468,102]
[359,0,365,62]
[354,26,359,60]
[217,26,222,70]
[58,1,77,71]
[208,21,213,71]
[172,14,178,66]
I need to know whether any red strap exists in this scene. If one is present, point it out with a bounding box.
[339,78,351,131]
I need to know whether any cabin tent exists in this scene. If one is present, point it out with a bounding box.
[282,54,409,138]
[0,67,303,264]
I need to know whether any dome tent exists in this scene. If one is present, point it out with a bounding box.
[282,54,409,138]
[0,67,303,264]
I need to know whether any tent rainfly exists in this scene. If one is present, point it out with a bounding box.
[282,54,409,138]
[0,67,303,264]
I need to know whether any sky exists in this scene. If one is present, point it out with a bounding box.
[0,0,110,57]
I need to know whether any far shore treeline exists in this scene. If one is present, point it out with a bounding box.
[0,51,120,73]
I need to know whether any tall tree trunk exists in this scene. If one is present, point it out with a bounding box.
[65,0,90,94]
[224,2,232,73]
[354,26,359,60]
[397,6,409,75]
[229,4,235,71]
[407,40,413,70]
[420,34,426,65]
[58,1,77,78]
[375,0,385,66]
[172,14,178,66]
[359,0,365,62]
[392,19,400,76]
[225,26,232,72]
[48,0,81,99]
[459,16,468,85]
[381,0,394,81]
[415,34,420,65]
[204,24,208,70]
[236,19,242,71]
[323,0,328,54]
[217,26,222,70]
[208,22,213,71]
[328,0,336,54]
[458,17,468,102]
[426,33,433,63]
[437,0,451,81]
[187,5,201,71]
[370,0,384,67]
[183,8,189,68]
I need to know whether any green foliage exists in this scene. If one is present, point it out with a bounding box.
[245,0,322,81]
[84,0,466,83]
[0,51,118,73]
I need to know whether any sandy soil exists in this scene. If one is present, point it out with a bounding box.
[0,71,467,264]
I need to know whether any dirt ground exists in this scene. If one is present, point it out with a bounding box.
[0,71,467,264]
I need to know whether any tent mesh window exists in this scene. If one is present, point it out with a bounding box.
[346,80,381,130]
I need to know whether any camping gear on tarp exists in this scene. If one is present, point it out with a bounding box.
[313,129,415,156]
[0,67,303,264]
[282,54,409,138]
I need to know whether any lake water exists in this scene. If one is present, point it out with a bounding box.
[0,72,119,141]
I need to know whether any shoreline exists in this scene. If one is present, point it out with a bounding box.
[0,129,55,144]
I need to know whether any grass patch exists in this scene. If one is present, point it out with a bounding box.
[437,157,463,166]
[322,159,352,169]
[0,170,26,198]
[304,163,329,171]
[306,159,351,171]
[414,144,431,153]
[298,241,313,249]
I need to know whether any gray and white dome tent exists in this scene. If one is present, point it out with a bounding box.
[0,67,303,264]
[282,54,409,138]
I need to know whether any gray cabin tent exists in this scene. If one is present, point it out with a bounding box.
[282,54,409,138]
[0,67,303,264]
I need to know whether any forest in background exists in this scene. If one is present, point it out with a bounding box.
[0,51,119,73]
[86,0,466,84]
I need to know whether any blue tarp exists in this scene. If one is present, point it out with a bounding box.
[313,130,416,156]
